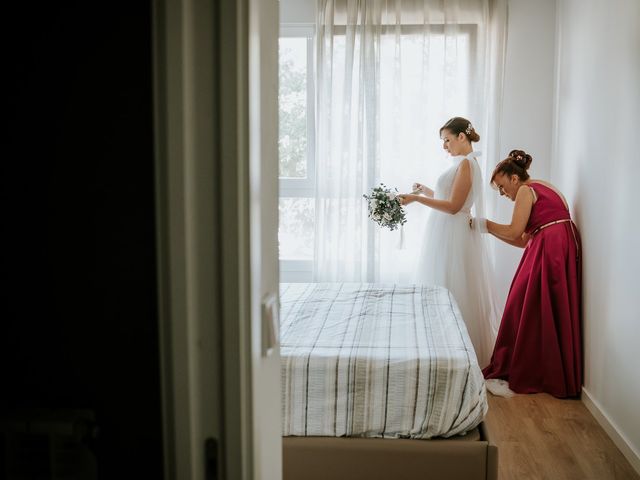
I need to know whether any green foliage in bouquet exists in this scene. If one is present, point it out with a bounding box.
[363,183,407,231]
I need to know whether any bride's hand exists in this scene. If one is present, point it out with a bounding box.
[398,194,414,206]
[412,182,434,197]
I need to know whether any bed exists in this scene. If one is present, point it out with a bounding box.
[280,283,497,480]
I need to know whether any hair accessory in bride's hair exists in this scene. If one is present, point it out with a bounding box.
[465,123,473,135]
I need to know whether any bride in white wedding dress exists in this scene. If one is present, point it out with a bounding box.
[399,117,500,368]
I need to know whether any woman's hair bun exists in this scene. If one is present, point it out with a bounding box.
[467,129,480,143]
[508,149,533,170]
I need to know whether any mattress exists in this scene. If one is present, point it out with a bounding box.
[280,283,487,439]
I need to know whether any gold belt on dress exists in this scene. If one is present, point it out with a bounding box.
[531,218,580,261]
[531,218,572,235]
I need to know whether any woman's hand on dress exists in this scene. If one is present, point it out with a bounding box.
[469,217,489,233]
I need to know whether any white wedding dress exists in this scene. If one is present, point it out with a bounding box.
[415,151,500,368]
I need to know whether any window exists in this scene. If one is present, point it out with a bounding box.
[279,23,475,282]
[279,26,315,281]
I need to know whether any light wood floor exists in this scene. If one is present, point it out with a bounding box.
[484,393,639,480]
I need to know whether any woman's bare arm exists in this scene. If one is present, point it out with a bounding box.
[487,186,534,242]
[401,160,472,214]
[495,232,531,248]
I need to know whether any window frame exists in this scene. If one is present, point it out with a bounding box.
[279,25,316,281]
[278,25,316,198]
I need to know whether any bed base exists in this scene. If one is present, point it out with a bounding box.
[283,422,497,480]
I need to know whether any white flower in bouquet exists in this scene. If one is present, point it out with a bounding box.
[363,183,407,231]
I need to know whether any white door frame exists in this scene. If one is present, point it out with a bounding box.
[153,0,281,478]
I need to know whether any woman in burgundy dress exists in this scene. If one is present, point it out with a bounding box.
[475,149,582,398]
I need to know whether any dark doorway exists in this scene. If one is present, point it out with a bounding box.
[3,2,164,478]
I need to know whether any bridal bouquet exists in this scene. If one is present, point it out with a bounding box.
[363,183,407,231]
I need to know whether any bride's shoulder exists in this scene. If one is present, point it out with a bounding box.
[454,157,472,173]
[450,155,470,167]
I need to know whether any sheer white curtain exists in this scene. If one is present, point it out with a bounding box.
[313,0,507,282]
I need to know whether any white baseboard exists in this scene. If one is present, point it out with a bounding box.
[581,387,640,475]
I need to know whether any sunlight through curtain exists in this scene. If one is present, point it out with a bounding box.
[313,0,507,282]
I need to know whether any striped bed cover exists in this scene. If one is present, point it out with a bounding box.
[280,283,487,439]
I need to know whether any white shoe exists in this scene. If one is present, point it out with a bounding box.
[485,379,515,398]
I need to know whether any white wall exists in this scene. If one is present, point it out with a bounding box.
[552,0,640,470]
[492,0,558,307]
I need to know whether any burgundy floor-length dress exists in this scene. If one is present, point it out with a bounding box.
[483,182,582,397]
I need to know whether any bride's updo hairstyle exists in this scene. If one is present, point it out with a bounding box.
[490,149,533,186]
[440,116,480,143]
